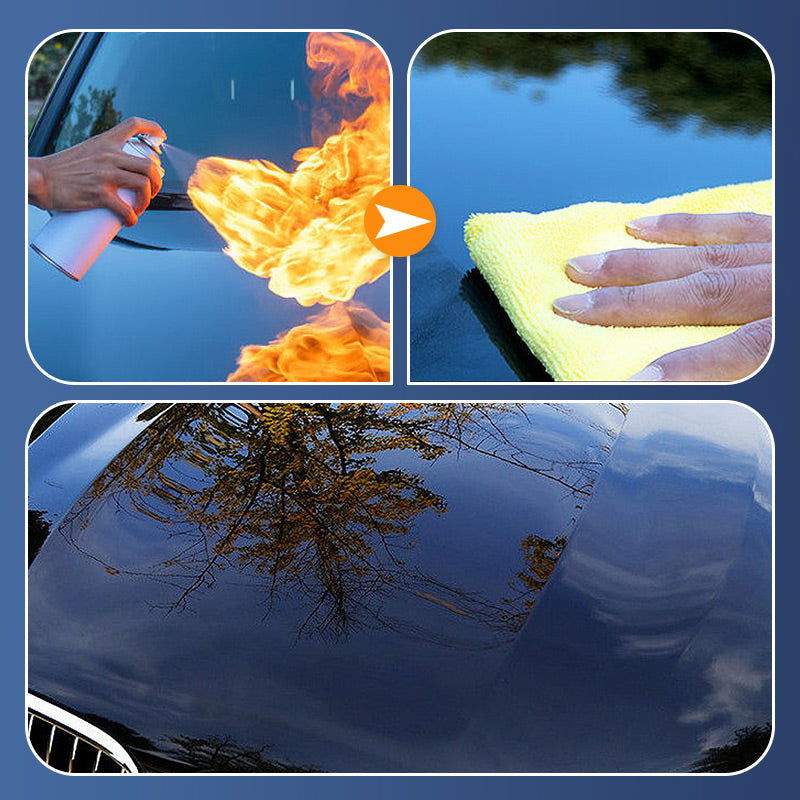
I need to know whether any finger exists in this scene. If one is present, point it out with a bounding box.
[625,212,772,245]
[626,318,772,381]
[116,116,167,142]
[116,153,164,198]
[553,264,772,326]
[116,172,152,214]
[102,189,138,226]
[566,242,773,286]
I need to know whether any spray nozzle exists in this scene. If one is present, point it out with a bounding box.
[130,133,165,155]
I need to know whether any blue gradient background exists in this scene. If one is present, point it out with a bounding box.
[6,0,797,796]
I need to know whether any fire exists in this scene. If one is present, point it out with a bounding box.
[227,303,390,382]
[188,32,390,306]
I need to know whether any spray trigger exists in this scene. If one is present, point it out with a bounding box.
[131,133,164,154]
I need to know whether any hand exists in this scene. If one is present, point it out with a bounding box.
[28,117,166,226]
[552,212,773,381]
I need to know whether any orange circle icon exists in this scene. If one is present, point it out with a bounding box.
[364,186,436,257]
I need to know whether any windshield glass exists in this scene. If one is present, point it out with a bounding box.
[28,31,392,382]
[47,32,315,196]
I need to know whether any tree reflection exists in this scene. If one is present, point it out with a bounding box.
[50,86,122,152]
[28,510,52,567]
[501,533,568,630]
[78,707,315,772]
[59,403,624,644]
[691,723,771,772]
[417,33,770,135]
[162,734,319,773]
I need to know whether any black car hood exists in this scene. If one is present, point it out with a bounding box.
[27,402,771,772]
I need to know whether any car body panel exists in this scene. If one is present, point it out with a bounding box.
[458,404,772,771]
[28,207,390,382]
[27,403,771,772]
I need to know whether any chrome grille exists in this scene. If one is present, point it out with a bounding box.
[27,694,137,773]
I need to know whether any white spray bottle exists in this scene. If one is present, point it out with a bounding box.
[30,133,165,280]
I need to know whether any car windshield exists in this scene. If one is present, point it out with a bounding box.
[47,32,315,196]
[28,31,392,382]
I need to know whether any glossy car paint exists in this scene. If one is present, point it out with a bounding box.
[27,403,771,772]
[408,33,772,382]
[27,207,390,382]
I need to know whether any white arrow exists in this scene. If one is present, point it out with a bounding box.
[375,204,433,238]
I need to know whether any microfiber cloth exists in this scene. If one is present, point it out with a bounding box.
[464,180,772,381]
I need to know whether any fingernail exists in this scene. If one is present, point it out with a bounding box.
[552,293,593,318]
[626,216,659,236]
[626,364,664,382]
[566,253,607,276]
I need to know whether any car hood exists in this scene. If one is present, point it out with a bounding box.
[27,402,771,772]
[27,207,390,383]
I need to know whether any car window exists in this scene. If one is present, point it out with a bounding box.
[46,32,316,196]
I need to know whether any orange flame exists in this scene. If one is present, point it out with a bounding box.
[188,32,390,306]
[227,303,390,383]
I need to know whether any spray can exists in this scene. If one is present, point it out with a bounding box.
[30,133,165,281]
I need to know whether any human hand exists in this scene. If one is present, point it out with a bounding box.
[552,212,773,381]
[28,117,166,226]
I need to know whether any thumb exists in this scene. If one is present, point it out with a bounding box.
[626,318,772,382]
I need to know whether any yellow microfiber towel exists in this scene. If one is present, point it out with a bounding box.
[464,180,772,381]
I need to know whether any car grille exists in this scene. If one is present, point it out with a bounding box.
[27,694,138,773]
